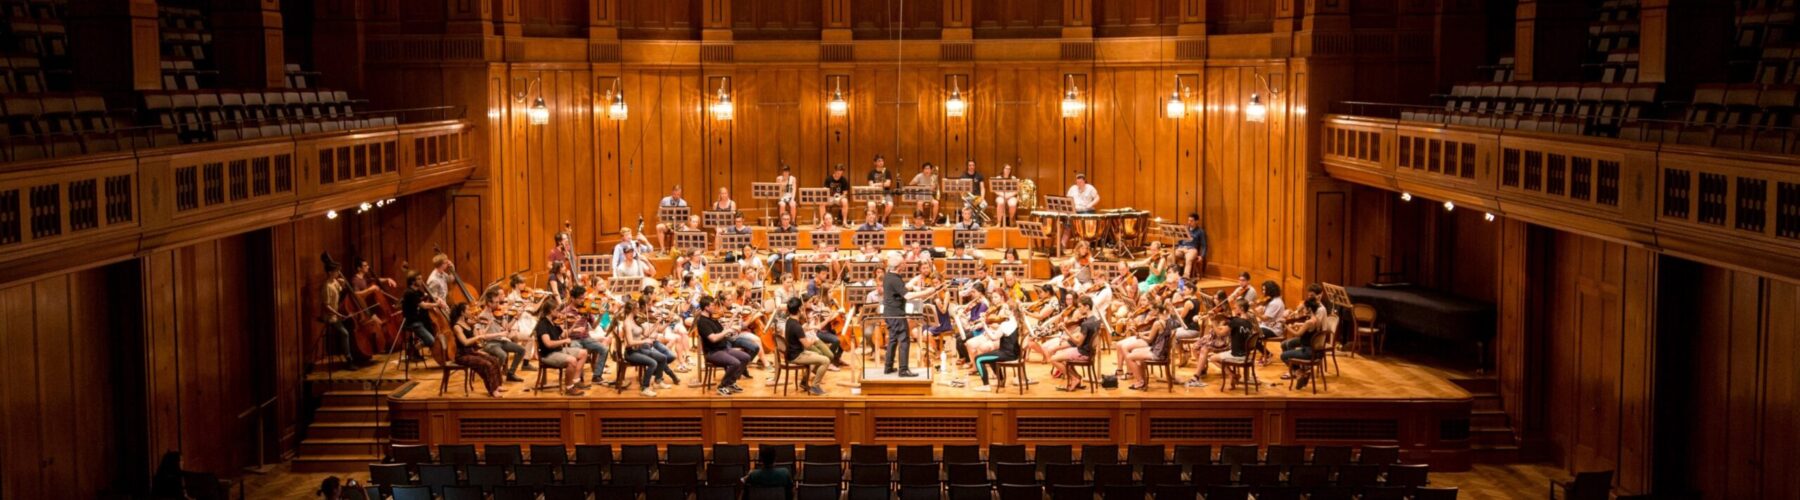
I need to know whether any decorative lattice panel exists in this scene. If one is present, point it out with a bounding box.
[741,417,836,441]
[600,417,703,441]
[1148,417,1255,441]
[872,417,977,440]
[458,418,561,440]
[1016,417,1110,441]
[1294,418,1399,441]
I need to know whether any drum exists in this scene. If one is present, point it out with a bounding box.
[1076,214,1105,241]
[1118,210,1150,248]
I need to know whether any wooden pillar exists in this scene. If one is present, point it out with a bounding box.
[1513,0,1587,82]
[311,0,364,92]
[494,0,522,37]
[210,0,285,88]
[442,0,491,35]
[589,0,618,39]
[702,0,731,41]
[67,0,161,91]
[1177,0,1205,36]
[1062,0,1092,38]
[1431,0,1489,92]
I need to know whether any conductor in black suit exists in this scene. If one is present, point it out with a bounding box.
[881,253,936,377]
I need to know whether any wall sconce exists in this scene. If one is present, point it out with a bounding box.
[827,79,848,117]
[1443,200,1456,212]
[512,76,548,126]
[710,78,734,121]
[1060,74,1085,119]
[1244,70,1282,124]
[1165,75,1189,119]
[945,75,967,118]
[605,78,628,121]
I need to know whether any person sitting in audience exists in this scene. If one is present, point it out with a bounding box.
[744,446,794,500]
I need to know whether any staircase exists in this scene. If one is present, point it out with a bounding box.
[1452,377,1523,463]
[291,378,407,472]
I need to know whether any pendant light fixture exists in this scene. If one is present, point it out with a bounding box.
[827,79,848,117]
[710,79,734,120]
[1060,75,1084,119]
[605,79,628,121]
[1165,76,1188,119]
[945,77,967,118]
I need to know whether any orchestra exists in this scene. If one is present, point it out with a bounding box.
[311,159,1370,400]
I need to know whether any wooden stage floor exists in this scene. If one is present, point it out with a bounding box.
[338,347,1471,402]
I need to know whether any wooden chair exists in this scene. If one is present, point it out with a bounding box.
[532,361,567,393]
[1218,349,1260,395]
[1065,354,1102,393]
[610,335,649,394]
[437,358,472,395]
[991,358,1030,395]
[770,331,815,396]
[1141,356,1177,392]
[1350,303,1384,356]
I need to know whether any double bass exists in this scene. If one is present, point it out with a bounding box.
[337,275,383,363]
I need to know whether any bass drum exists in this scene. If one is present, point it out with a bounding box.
[1018,179,1039,210]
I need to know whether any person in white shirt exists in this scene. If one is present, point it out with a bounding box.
[774,164,798,224]
[1066,173,1099,213]
[612,245,659,288]
[612,227,654,269]
[1257,281,1286,339]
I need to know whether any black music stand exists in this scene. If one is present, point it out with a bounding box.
[852,186,885,221]
[853,230,887,249]
[901,229,933,249]
[751,182,782,225]
[1158,223,1188,243]
[608,277,644,295]
[811,230,844,253]
[798,187,830,225]
[575,254,612,278]
[658,205,690,225]
[945,258,981,279]
[717,233,753,255]
[1017,220,1053,257]
[797,261,832,279]
[1092,261,1129,283]
[845,261,882,283]
[953,229,987,249]
[703,210,736,231]
[942,178,973,198]
[993,261,1026,279]
[1043,195,1075,214]
[672,231,709,254]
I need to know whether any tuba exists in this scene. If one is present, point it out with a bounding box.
[1017,179,1039,209]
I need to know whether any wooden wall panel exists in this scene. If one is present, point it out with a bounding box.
[618,0,700,39]
[0,268,123,500]
[972,0,1064,38]
[729,0,822,40]
[520,0,587,37]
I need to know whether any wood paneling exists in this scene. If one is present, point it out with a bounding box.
[520,0,587,37]
[729,0,822,40]
[618,0,701,40]
[851,0,943,39]
[1205,0,1272,35]
[0,268,122,500]
[973,0,1064,39]
[1095,0,1181,37]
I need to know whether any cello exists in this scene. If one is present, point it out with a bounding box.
[339,283,382,362]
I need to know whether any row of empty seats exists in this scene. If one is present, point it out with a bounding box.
[158,5,212,70]
[363,443,1456,500]
[141,88,378,147]
[0,0,66,93]
[1622,83,1800,152]
[1,92,121,161]
[1415,82,1659,137]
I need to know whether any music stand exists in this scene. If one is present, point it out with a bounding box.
[1158,223,1189,243]
[768,231,799,253]
[672,231,709,253]
[993,261,1026,278]
[751,182,783,225]
[744,286,765,305]
[901,230,933,249]
[798,187,830,206]
[853,230,887,249]
[1321,283,1354,311]
[953,229,987,249]
[797,260,832,278]
[846,284,877,307]
[658,205,690,225]
[845,261,882,282]
[989,178,1019,195]
[575,254,612,277]
[703,210,736,231]
[1092,261,1129,283]
[608,277,644,295]
[1044,196,1075,214]
[942,178,973,197]
[811,230,844,252]
[852,186,884,203]
[1017,221,1052,257]
[898,259,931,278]
[900,186,936,204]
[945,258,981,279]
[718,233,753,254]
[710,261,742,281]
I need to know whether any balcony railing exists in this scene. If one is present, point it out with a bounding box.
[1321,112,1800,281]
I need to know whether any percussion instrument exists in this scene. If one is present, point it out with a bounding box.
[1017,179,1039,209]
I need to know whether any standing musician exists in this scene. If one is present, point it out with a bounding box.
[712,187,738,213]
[318,255,361,365]
[785,297,833,395]
[882,253,939,377]
[534,300,591,396]
[822,164,853,226]
[909,162,941,225]
[449,303,508,397]
[1060,173,1100,250]
[425,253,456,306]
[549,221,576,280]
[546,261,571,300]
[866,154,895,221]
[774,164,798,223]
[992,163,1021,227]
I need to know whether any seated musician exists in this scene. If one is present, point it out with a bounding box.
[1119,302,1178,391]
[855,243,883,265]
[769,212,798,279]
[475,295,528,382]
[696,296,750,395]
[674,250,707,284]
[969,289,1022,392]
[533,300,591,396]
[855,211,884,232]
[712,187,738,213]
[640,289,694,373]
[399,271,442,361]
[1002,248,1022,264]
[612,245,658,288]
[448,303,508,397]
[1256,281,1287,341]
[1206,300,1258,376]
[657,185,691,249]
[1067,173,1099,213]
[775,164,798,223]
[719,214,755,262]
[803,292,848,368]
[866,154,895,221]
[1229,272,1260,304]
[1184,291,1231,389]
[952,283,991,366]
[1048,297,1100,392]
[546,261,571,300]
[817,212,841,232]
[349,259,395,294]
[992,163,1020,227]
[1279,283,1331,388]
[909,162,941,224]
[1139,242,1171,294]
[618,301,679,397]
[1175,213,1209,280]
[959,160,986,206]
[952,205,981,231]
[822,164,853,225]
[785,298,833,395]
[557,286,611,384]
[718,288,765,368]
[612,227,654,269]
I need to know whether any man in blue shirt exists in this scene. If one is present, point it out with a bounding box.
[1176,213,1208,279]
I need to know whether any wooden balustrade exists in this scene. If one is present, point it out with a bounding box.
[1322,115,1800,281]
[0,120,475,287]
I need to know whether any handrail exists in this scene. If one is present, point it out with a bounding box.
[0,105,466,159]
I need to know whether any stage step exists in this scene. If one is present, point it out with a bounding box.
[312,405,388,423]
[1469,392,1504,411]
[1472,409,1510,428]
[308,421,390,440]
[1471,444,1522,464]
[291,454,382,473]
[1470,426,1518,447]
[320,390,391,407]
[1450,377,1500,394]
[301,438,386,456]
[309,378,407,395]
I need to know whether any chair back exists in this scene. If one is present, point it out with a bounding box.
[1568,470,1615,500]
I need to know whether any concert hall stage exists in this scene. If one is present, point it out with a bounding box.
[347,350,1474,471]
